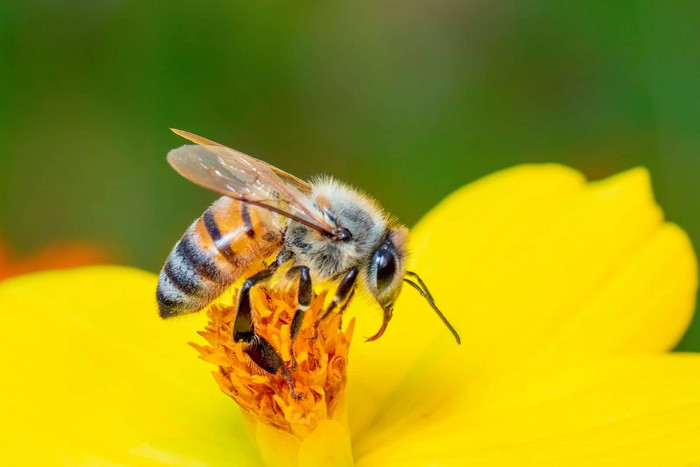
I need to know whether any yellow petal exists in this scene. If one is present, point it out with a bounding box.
[253,391,353,466]
[347,164,586,433]
[255,420,301,467]
[348,165,697,449]
[0,266,261,466]
[298,420,353,467]
[357,354,700,466]
[255,418,354,467]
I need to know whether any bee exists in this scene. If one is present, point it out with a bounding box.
[157,129,460,390]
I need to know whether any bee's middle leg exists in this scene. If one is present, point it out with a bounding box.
[286,265,311,370]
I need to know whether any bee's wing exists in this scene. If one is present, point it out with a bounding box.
[167,130,336,234]
[170,129,313,195]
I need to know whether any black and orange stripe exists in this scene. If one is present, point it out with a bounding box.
[157,197,283,318]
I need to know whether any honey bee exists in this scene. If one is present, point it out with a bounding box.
[157,129,460,391]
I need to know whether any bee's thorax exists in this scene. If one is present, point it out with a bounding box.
[279,179,389,282]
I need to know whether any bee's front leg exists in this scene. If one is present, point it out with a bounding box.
[312,267,358,340]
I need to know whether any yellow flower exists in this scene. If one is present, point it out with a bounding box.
[1,164,698,466]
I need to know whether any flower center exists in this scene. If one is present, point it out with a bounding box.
[192,284,355,438]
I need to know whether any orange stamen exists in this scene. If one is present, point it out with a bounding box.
[192,285,355,438]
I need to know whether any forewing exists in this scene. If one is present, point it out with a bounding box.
[171,129,312,195]
[167,142,336,234]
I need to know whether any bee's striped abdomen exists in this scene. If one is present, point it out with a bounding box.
[157,197,283,318]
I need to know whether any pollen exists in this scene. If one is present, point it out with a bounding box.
[191,285,355,438]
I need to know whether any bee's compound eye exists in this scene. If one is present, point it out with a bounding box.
[373,247,396,290]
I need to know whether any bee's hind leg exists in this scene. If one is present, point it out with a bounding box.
[245,334,301,399]
[233,263,302,399]
[232,263,277,343]
[287,266,311,371]
[312,267,358,340]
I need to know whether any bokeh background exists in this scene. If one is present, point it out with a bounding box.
[1,2,698,346]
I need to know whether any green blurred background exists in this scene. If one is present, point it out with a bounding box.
[1,2,698,346]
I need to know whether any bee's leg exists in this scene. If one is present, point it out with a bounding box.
[245,334,300,399]
[313,267,358,339]
[286,266,311,370]
[232,264,277,343]
[232,263,301,399]
[336,289,356,330]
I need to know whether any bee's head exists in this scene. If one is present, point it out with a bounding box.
[366,227,408,308]
[363,227,408,341]
[364,225,461,345]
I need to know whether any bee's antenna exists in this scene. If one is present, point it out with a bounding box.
[405,271,435,303]
[403,276,461,345]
